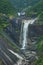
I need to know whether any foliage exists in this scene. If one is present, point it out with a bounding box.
[36,36,43,52]
[0,13,9,29]
[0,0,16,15]
[26,0,43,17]
[34,36,43,65]
[9,0,40,11]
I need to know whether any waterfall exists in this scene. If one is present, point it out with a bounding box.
[21,18,37,50]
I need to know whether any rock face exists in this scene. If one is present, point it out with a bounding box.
[5,18,22,47]
[4,18,43,65]
[28,24,43,38]
[25,24,43,52]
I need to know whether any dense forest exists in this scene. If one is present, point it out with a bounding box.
[0,0,43,65]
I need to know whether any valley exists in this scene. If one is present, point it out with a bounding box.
[0,0,43,65]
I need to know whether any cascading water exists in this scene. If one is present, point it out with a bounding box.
[21,20,30,49]
[21,18,37,50]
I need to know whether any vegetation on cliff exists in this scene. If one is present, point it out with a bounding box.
[26,0,43,16]
[33,36,43,65]
[0,0,16,15]
[0,0,17,30]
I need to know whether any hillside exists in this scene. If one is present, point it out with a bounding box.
[26,0,43,17]
[0,0,17,30]
[36,12,43,25]
[34,36,43,65]
[9,0,40,11]
[0,0,17,15]
[0,0,43,65]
